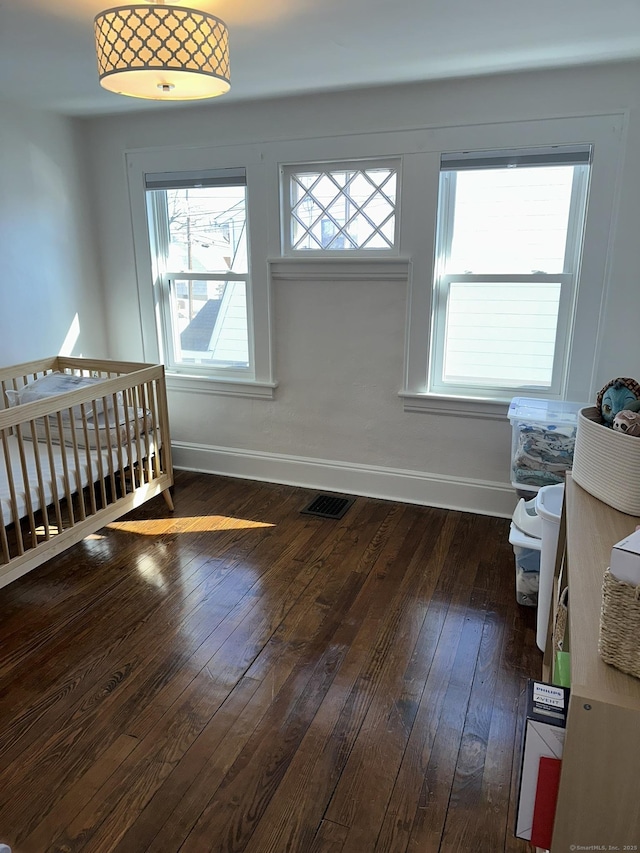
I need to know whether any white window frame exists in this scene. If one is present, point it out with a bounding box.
[428,150,590,399]
[126,146,276,399]
[399,114,625,416]
[280,158,401,256]
[146,171,252,379]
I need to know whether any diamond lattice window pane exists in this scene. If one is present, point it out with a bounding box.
[287,164,398,251]
[365,232,392,249]
[366,195,394,227]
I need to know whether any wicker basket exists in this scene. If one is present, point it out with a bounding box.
[599,569,640,679]
[572,406,640,516]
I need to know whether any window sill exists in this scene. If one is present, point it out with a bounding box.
[399,391,510,420]
[166,374,277,400]
[269,257,411,281]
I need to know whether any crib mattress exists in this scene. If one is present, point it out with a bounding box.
[0,435,146,524]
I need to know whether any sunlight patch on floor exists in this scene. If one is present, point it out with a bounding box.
[107,515,275,535]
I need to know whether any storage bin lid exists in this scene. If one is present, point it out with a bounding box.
[535,483,565,522]
[513,497,542,539]
[508,397,584,426]
[509,521,543,550]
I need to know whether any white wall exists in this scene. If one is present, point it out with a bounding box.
[0,99,106,366]
[82,61,640,516]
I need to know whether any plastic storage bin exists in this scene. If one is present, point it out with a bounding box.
[509,522,541,607]
[508,397,584,492]
[535,483,565,652]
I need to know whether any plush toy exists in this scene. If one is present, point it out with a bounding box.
[613,410,640,437]
[596,377,640,426]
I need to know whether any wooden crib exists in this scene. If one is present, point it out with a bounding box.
[0,356,173,590]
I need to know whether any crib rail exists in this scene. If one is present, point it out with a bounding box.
[0,358,173,588]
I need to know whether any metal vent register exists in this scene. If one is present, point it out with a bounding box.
[301,494,355,520]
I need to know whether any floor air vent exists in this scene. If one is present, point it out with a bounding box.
[301,494,355,520]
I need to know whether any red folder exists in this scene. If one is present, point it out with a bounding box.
[531,756,562,849]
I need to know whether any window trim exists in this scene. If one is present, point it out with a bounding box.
[398,391,509,421]
[146,183,254,379]
[125,145,276,398]
[400,113,625,412]
[428,154,590,400]
[280,157,401,256]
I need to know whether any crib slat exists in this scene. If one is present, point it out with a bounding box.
[1,428,24,556]
[28,418,52,542]
[141,382,153,485]
[133,385,146,486]
[78,404,98,517]
[90,398,108,510]
[113,389,129,496]
[77,417,94,520]
[0,432,11,563]
[156,367,173,481]
[14,425,39,549]
[41,413,65,536]
[147,379,161,480]
[56,410,76,528]
[119,392,132,496]
[64,408,86,523]
[104,394,120,506]
[0,498,9,564]
[126,385,141,491]
[126,384,138,490]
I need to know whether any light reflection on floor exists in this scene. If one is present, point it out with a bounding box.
[135,552,168,589]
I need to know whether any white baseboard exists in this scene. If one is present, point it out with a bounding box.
[171,441,517,518]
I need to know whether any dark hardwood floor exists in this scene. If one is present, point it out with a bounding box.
[0,471,539,853]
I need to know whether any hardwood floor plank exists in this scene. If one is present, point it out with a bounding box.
[140,637,338,853]
[46,671,251,852]
[109,675,264,853]
[168,506,416,849]
[0,553,231,759]
[176,631,356,851]
[243,502,410,684]
[0,485,315,775]
[241,510,458,853]
[110,510,398,848]
[310,820,350,853]
[0,559,257,827]
[393,586,489,853]
[324,512,459,842]
[19,734,139,853]
[437,604,507,850]
[239,613,385,853]
[0,472,540,853]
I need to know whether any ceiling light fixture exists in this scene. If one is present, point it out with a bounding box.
[94,1,230,101]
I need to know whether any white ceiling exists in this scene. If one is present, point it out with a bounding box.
[2,0,640,117]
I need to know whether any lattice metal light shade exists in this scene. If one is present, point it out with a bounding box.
[94,2,230,101]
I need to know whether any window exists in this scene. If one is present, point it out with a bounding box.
[146,168,251,375]
[281,160,399,253]
[429,146,591,399]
